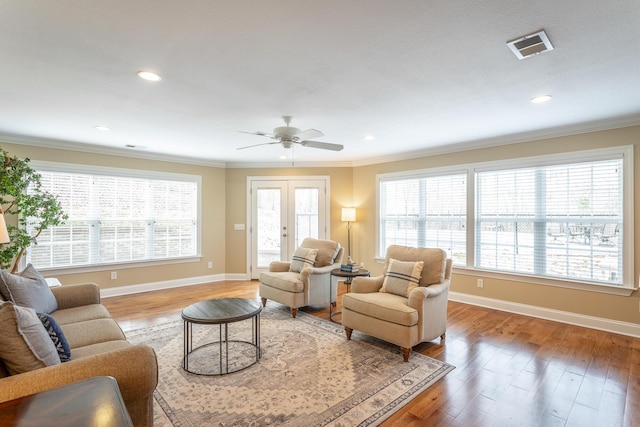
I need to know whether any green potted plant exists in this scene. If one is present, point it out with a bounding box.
[0,147,67,273]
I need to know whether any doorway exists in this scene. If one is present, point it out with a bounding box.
[248,177,330,278]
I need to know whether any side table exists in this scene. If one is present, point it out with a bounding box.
[329,268,370,322]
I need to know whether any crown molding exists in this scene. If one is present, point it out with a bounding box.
[3,114,639,170]
[351,114,640,167]
[0,132,227,168]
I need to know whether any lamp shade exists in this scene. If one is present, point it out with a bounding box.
[0,214,9,244]
[341,207,356,222]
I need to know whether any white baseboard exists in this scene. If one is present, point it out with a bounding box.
[449,291,640,338]
[100,273,242,298]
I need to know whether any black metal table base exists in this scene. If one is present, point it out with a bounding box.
[182,314,260,376]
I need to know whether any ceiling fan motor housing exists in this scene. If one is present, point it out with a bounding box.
[273,126,301,141]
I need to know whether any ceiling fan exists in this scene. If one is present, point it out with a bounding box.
[237,116,344,152]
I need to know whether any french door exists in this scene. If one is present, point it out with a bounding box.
[249,177,329,279]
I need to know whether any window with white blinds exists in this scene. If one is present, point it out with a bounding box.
[377,146,633,289]
[379,173,467,265]
[476,158,623,284]
[26,166,200,270]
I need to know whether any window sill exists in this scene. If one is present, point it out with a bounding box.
[35,256,203,276]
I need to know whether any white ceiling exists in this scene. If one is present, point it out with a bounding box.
[1,1,639,167]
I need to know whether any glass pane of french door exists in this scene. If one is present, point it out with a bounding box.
[256,187,284,268]
[293,187,319,248]
[252,181,287,276]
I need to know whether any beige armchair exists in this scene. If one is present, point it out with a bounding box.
[342,245,452,362]
[260,237,344,318]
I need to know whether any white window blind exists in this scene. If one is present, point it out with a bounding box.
[476,158,623,284]
[27,168,199,269]
[379,173,467,265]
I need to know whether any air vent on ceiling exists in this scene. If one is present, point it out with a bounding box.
[507,30,554,60]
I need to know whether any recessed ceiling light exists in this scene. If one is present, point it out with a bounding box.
[531,94,552,104]
[95,125,111,131]
[279,155,287,160]
[137,71,162,82]
[363,135,375,141]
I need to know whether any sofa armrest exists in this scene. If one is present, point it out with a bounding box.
[51,283,101,309]
[0,344,158,405]
[351,275,384,293]
[269,261,291,272]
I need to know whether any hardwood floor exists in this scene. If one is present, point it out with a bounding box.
[103,280,640,427]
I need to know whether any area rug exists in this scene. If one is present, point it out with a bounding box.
[126,302,454,427]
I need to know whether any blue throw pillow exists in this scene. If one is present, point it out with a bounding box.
[37,313,71,362]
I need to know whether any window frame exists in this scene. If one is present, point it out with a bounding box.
[377,146,635,296]
[27,161,202,274]
[377,167,469,266]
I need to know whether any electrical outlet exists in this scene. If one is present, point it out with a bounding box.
[110,271,117,280]
[207,261,213,269]
[477,279,484,288]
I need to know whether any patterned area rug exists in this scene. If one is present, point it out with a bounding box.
[127,302,454,427]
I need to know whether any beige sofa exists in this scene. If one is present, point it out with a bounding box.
[0,283,158,427]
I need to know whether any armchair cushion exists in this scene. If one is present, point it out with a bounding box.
[0,302,61,375]
[342,292,418,327]
[300,237,340,268]
[380,258,424,297]
[384,245,446,286]
[289,247,318,272]
[260,271,304,293]
[0,264,57,314]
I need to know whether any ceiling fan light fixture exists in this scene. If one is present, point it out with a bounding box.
[137,70,162,82]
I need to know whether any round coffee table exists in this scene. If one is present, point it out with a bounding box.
[181,298,262,376]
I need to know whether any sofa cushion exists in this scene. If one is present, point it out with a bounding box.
[384,246,447,286]
[60,318,127,349]
[380,258,424,297]
[50,304,112,326]
[37,313,72,363]
[71,340,132,360]
[300,237,340,268]
[260,271,304,293]
[342,292,418,327]
[289,247,318,272]
[0,302,61,375]
[0,264,57,314]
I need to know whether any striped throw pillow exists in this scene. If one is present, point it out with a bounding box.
[289,247,319,273]
[380,258,424,297]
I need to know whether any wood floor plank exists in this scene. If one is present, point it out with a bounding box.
[101,279,640,426]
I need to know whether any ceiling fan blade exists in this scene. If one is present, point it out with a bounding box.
[293,129,324,140]
[238,130,274,139]
[237,141,281,150]
[300,140,344,151]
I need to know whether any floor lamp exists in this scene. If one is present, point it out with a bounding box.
[341,207,356,265]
